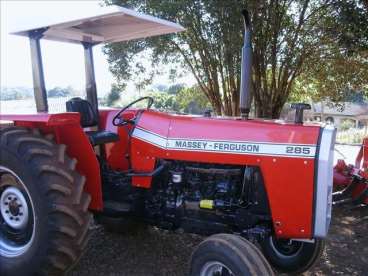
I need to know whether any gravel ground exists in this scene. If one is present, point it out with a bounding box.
[69,205,368,276]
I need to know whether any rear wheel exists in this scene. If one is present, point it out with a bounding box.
[0,127,92,276]
[260,235,325,274]
[190,234,274,276]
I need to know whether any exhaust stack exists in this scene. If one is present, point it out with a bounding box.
[239,9,252,119]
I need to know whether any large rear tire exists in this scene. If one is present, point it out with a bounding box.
[260,235,325,274]
[190,234,274,276]
[0,127,92,276]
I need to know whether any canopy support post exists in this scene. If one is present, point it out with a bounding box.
[29,28,48,113]
[82,42,99,118]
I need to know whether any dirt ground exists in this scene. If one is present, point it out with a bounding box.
[69,205,368,276]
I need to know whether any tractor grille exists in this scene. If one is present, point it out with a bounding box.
[314,125,336,238]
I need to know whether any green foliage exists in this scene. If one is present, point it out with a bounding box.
[47,86,75,98]
[339,119,356,131]
[105,84,123,107]
[176,86,211,114]
[153,84,168,92]
[148,84,210,114]
[288,0,368,105]
[292,50,368,105]
[337,127,367,144]
[167,83,185,95]
[149,91,178,111]
[104,0,368,118]
[330,0,368,53]
[1,86,81,101]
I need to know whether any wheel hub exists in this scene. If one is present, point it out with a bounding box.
[0,166,35,258]
[269,236,303,258]
[1,186,29,230]
[200,261,234,276]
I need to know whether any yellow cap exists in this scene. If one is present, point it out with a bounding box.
[200,199,214,209]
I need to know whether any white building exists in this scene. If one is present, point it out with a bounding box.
[283,102,368,129]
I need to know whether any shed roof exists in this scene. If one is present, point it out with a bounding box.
[11,6,185,44]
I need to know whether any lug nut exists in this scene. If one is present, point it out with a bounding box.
[4,202,8,205]
[10,217,14,220]
[5,210,9,214]
[8,197,12,200]
[15,218,19,221]
[19,212,23,216]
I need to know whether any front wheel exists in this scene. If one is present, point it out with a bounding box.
[190,234,274,276]
[260,236,325,274]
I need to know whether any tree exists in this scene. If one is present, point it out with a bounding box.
[167,83,186,94]
[148,84,210,114]
[290,0,368,105]
[106,84,123,106]
[0,87,33,101]
[47,87,71,97]
[176,86,211,114]
[149,91,178,111]
[104,0,367,118]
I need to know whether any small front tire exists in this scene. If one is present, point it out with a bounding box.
[190,234,274,276]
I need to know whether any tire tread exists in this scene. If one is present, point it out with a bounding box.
[0,127,91,275]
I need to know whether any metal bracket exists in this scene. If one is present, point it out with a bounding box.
[290,238,315,243]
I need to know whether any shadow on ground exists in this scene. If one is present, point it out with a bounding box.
[69,205,368,276]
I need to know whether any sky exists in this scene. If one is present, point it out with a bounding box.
[0,0,194,95]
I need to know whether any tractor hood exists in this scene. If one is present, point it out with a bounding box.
[127,110,336,239]
[11,6,185,44]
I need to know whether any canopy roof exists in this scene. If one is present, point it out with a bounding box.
[12,6,185,44]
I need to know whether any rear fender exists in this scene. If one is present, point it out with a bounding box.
[1,114,103,210]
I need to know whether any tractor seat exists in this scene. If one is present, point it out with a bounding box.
[85,130,119,146]
[66,97,119,146]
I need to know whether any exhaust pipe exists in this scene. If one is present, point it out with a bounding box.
[239,9,252,119]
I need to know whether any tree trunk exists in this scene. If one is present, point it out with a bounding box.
[255,87,287,119]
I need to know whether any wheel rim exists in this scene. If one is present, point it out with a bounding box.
[269,236,303,258]
[200,261,234,276]
[0,166,35,257]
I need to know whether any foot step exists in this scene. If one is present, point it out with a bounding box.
[104,200,132,213]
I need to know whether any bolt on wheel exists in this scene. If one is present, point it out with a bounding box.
[0,166,35,258]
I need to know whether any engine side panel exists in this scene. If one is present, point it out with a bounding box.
[131,110,321,238]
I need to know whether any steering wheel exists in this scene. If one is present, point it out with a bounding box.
[112,96,154,126]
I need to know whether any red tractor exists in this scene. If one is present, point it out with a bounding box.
[0,7,335,276]
[333,137,368,205]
